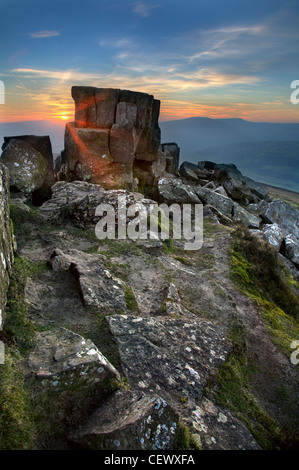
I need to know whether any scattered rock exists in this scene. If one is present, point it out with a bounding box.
[39,180,156,226]
[196,187,234,218]
[158,177,200,204]
[233,203,260,229]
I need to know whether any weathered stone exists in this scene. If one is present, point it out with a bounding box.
[259,199,299,240]
[27,327,121,431]
[158,177,200,204]
[162,143,180,175]
[262,223,285,250]
[2,135,55,203]
[0,163,14,329]
[63,87,162,188]
[196,187,234,218]
[95,88,120,128]
[233,203,260,229]
[110,124,135,165]
[72,86,98,128]
[106,314,231,406]
[0,139,48,194]
[71,390,179,450]
[39,180,156,227]
[48,248,127,311]
[213,185,228,197]
[179,162,199,182]
[28,327,120,381]
[189,397,261,450]
[243,176,269,200]
[284,234,299,268]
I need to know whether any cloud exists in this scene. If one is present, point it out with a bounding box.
[30,30,60,38]
[132,1,156,18]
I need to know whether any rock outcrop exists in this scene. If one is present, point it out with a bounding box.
[0,163,14,329]
[57,87,178,196]
[170,160,299,274]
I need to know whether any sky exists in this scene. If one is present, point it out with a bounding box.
[1,0,299,123]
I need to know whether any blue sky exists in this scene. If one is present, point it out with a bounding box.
[1,0,299,122]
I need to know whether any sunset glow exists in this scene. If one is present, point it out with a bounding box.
[1,0,299,124]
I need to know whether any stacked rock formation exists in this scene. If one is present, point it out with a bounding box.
[58,87,177,195]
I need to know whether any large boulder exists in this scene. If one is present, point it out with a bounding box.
[2,135,55,204]
[158,177,200,204]
[259,199,299,240]
[233,203,260,229]
[38,180,156,227]
[0,163,14,329]
[0,139,48,195]
[262,223,285,250]
[196,187,234,217]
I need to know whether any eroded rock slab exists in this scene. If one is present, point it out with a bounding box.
[28,327,120,382]
[106,315,231,405]
[71,390,179,450]
[190,397,261,450]
[48,248,127,311]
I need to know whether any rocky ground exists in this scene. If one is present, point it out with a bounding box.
[3,176,299,450]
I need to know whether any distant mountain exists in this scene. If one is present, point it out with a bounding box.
[0,120,65,154]
[160,117,299,193]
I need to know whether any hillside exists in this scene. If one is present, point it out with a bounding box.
[160,118,299,193]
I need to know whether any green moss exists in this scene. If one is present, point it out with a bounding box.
[123,285,138,312]
[4,256,36,352]
[0,348,35,449]
[215,225,299,449]
[229,226,299,354]
[211,322,283,450]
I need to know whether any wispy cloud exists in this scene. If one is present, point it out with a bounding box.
[30,30,60,38]
[132,1,157,18]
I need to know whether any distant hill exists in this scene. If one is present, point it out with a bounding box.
[0,120,65,154]
[160,117,299,193]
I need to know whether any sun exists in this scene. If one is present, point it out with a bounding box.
[61,114,69,120]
